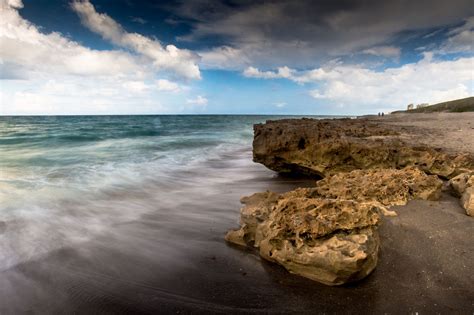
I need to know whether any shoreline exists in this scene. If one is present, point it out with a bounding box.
[225,112,474,311]
[0,113,472,313]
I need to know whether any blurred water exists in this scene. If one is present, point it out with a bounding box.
[0,115,324,271]
[1,115,471,314]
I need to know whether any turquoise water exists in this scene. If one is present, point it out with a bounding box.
[0,115,350,312]
[0,115,328,271]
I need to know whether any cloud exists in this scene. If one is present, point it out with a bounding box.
[362,46,401,59]
[0,0,202,115]
[274,102,286,108]
[175,0,473,69]
[0,0,141,78]
[122,80,149,93]
[440,17,474,53]
[131,16,147,24]
[71,0,201,80]
[156,79,181,92]
[186,95,208,106]
[243,66,294,79]
[243,53,473,110]
[198,46,250,70]
[0,78,172,115]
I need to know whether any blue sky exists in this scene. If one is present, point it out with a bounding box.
[0,0,472,115]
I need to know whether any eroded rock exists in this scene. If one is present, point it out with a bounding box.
[226,167,444,285]
[226,193,382,285]
[314,167,443,207]
[253,119,474,179]
[449,173,474,216]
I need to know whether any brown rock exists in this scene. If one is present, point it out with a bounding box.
[226,194,382,286]
[253,119,474,179]
[226,168,445,285]
[461,187,474,216]
[314,167,443,207]
[449,173,474,216]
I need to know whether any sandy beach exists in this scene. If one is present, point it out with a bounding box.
[1,113,472,313]
[369,112,474,154]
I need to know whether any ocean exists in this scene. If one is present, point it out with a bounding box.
[0,115,336,313]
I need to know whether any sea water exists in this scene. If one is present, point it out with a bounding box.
[0,115,336,312]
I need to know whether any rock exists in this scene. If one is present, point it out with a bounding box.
[314,167,443,207]
[449,173,474,216]
[226,193,382,286]
[253,119,474,179]
[226,167,445,285]
[461,187,474,216]
[449,173,473,196]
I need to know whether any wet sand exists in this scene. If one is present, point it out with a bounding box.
[1,165,473,313]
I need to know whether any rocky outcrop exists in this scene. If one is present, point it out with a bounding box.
[449,173,474,216]
[314,167,443,207]
[226,192,382,286]
[226,167,443,285]
[253,119,474,179]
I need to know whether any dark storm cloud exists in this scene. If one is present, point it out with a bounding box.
[171,0,473,69]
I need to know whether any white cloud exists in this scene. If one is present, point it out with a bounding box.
[243,53,473,110]
[198,46,250,70]
[71,0,201,80]
[243,66,294,79]
[0,77,184,115]
[5,0,22,8]
[274,102,286,108]
[0,0,200,115]
[0,0,141,78]
[186,95,208,106]
[156,79,181,92]
[362,45,401,59]
[122,81,149,93]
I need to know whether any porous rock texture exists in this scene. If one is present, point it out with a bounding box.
[226,168,444,285]
[253,119,474,179]
[314,167,443,207]
[449,173,474,216]
[226,192,382,286]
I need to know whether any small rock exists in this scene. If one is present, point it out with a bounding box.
[449,173,474,216]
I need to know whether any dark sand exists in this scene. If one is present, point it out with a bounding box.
[1,115,473,314]
[1,185,472,313]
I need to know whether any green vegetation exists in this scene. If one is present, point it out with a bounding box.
[393,97,474,113]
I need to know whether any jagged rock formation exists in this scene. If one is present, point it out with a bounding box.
[226,193,382,286]
[253,119,474,179]
[449,173,474,216]
[226,168,444,285]
[314,167,443,207]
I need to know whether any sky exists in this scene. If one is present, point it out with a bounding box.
[0,0,472,115]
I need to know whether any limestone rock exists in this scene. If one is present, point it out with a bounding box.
[253,119,474,179]
[314,167,443,207]
[449,173,474,216]
[226,193,382,286]
[226,167,446,285]
[461,187,474,216]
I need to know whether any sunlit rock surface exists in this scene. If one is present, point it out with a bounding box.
[314,167,443,207]
[226,193,382,286]
[226,167,444,285]
[449,173,474,216]
[253,119,474,179]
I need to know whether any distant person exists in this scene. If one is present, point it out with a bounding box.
[378,112,380,117]
[382,112,385,117]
